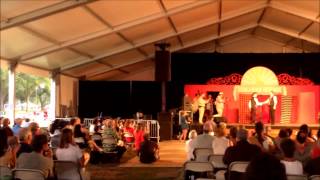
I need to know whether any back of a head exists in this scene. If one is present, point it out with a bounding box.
[317,129,320,139]
[237,128,248,141]
[229,126,238,139]
[143,133,150,141]
[299,124,309,134]
[255,122,264,134]
[214,122,226,137]
[60,128,73,148]
[203,122,213,134]
[280,138,295,158]
[278,129,288,138]
[245,153,287,180]
[188,130,198,139]
[19,128,31,142]
[32,134,48,153]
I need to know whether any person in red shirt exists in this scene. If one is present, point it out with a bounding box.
[134,123,145,153]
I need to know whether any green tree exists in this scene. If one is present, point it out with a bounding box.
[0,69,8,112]
[15,73,38,112]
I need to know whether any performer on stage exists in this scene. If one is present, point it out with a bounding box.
[179,111,191,141]
[191,93,200,113]
[214,92,225,117]
[267,91,278,125]
[248,92,263,123]
[198,93,209,124]
[206,94,214,116]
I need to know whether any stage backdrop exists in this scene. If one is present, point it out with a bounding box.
[184,85,320,124]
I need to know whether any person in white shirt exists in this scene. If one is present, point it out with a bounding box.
[248,92,263,123]
[185,130,197,160]
[214,92,225,117]
[198,93,209,124]
[212,122,229,155]
[56,128,89,180]
[280,138,303,175]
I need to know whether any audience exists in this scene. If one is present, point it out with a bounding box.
[245,152,287,180]
[134,123,145,153]
[139,133,159,163]
[12,118,23,136]
[228,126,238,146]
[16,134,53,178]
[185,130,197,160]
[248,122,275,152]
[304,129,320,176]
[16,128,33,157]
[2,118,13,137]
[294,130,313,166]
[212,122,229,155]
[0,128,18,168]
[223,128,261,166]
[29,122,40,138]
[280,138,303,175]
[123,120,135,145]
[189,122,214,151]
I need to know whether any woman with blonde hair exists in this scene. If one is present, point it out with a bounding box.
[212,122,229,155]
[185,130,197,160]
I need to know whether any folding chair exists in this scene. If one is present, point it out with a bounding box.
[287,174,308,180]
[184,161,214,180]
[309,175,320,180]
[193,148,213,162]
[12,168,46,180]
[0,165,12,178]
[208,154,227,169]
[54,160,83,180]
[228,161,249,180]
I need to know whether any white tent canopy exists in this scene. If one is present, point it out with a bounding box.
[1,0,319,81]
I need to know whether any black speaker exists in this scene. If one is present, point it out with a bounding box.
[155,50,171,81]
[157,112,172,140]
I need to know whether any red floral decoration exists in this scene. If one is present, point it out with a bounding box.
[277,73,314,85]
[207,73,242,85]
[207,73,314,85]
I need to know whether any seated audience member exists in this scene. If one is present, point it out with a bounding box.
[245,152,287,180]
[0,129,19,168]
[299,124,316,143]
[16,134,53,178]
[91,126,103,147]
[139,133,159,163]
[223,128,261,166]
[186,130,197,160]
[102,120,126,160]
[189,122,214,151]
[2,118,13,137]
[280,138,303,175]
[21,118,30,128]
[223,128,261,180]
[228,126,238,146]
[29,122,40,138]
[134,123,145,153]
[311,129,320,159]
[294,130,313,166]
[70,117,81,130]
[123,120,135,144]
[50,120,70,148]
[285,128,293,138]
[12,118,23,136]
[16,128,33,157]
[275,128,289,151]
[212,122,229,155]
[248,122,274,152]
[74,124,88,149]
[304,129,320,176]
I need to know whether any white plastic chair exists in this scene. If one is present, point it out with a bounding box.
[287,174,308,180]
[208,154,227,169]
[184,161,214,180]
[12,168,46,180]
[54,160,83,180]
[309,175,320,180]
[228,161,249,180]
[0,165,12,178]
[193,148,213,162]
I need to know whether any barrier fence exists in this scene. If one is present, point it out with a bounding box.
[83,118,160,143]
